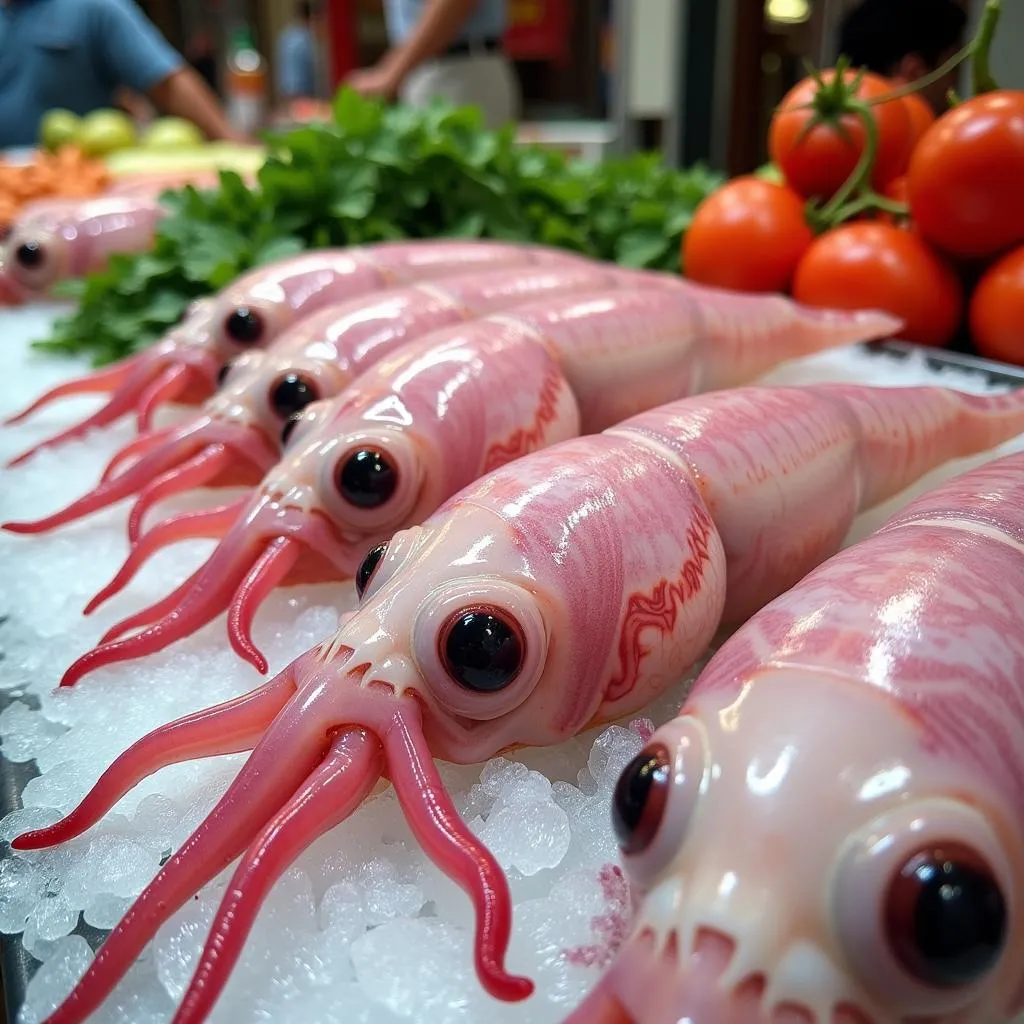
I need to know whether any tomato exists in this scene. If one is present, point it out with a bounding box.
[682,177,813,293]
[969,245,1024,365]
[901,91,935,153]
[907,91,1024,259]
[792,223,963,347]
[769,69,913,201]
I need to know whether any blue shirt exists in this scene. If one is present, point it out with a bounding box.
[275,23,316,99]
[383,0,507,46]
[0,0,183,148]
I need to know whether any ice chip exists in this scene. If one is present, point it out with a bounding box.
[84,892,134,930]
[20,934,93,1024]
[64,832,162,904]
[0,855,42,933]
[587,725,644,788]
[0,701,65,762]
[477,800,571,876]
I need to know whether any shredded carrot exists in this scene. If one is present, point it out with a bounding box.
[0,145,111,234]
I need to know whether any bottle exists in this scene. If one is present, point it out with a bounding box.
[224,26,268,135]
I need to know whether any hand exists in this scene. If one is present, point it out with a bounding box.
[344,63,403,101]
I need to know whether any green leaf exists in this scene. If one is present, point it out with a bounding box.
[615,228,673,268]
[253,236,306,265]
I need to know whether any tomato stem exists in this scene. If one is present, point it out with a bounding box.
[972,0,1001,95]
[817,99,878,222]
[834,192,908,221]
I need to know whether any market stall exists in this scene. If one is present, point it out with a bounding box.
[1,5,1023,1022]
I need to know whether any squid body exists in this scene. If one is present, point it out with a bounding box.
[568,448,1024,1024]
[51,289,900,681]
[14,382,1024,1024]
[4,240,583,464]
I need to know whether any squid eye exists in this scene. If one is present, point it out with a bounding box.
[216,360,235,387]
[224,306,265,344]
[15,241,45,268]
[612,746,671,856]
[885,843,1006,988]
[270,373,318,419]
[336,448,398,509]
[355,541,388,598]
[439,607,525,693]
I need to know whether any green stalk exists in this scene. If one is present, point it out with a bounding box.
[972,0,1002,95]
[818,99,878,222]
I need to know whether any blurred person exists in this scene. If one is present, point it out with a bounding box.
[345,0,520,129]
[838,0,968,113]
[275,1,320,101]
[0,0,248,148]
[186,23,220,94]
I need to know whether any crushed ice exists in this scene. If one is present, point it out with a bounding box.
[1,306,1023,1022]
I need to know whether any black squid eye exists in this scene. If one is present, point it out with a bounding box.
[15,241,44,268]
[355,541,388,598]
[336,448,398,510]
[612,746,672,857]
[216,360,235,387]
[270,373,318,419]
[440,608,524,693]
[224,306,265,344]
[885,842,1006,988]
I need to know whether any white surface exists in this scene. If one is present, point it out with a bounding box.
[1,309,1023,1024]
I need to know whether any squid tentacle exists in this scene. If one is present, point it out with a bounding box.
[135,364,192,432]
[170,728,384,1024]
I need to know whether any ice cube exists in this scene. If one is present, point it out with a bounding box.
[19,934,93,1024]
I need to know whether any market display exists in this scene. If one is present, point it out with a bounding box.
[684,0,1024,363]
[44,287,896,682]
[12,380,1024,1024]
[576,449,1024,1024]
[4,240,583,466]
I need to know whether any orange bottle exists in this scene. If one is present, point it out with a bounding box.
[224,27,268,135]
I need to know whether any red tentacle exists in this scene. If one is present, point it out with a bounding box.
[170,728,384,1024]
[34,667,327,1024]
[226,536,302,673]
[5,357,190,468]
[126,443,231,542]
[12,674,295,851]
[99,426,175,484]
[3,354,142,427]
[97,566,208,644]
[2,431,208,536]
[84,500,246,616]
[61,521,264,686]
[386,702,533,1002]
[135,364,191,432]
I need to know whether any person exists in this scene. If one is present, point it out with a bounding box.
[837,0,968,113]
[0,0,248,148]
[275,1,319,101]
[345,0,520,130]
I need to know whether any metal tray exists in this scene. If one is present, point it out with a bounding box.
[1,339,1023,1023]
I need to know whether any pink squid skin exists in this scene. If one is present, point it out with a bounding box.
[2,259,651,538]
[0,194,167,304]
[60,290,902,681]
[17,383,1024,1024]
[2,239,584,466]
[572,449,1024,1024]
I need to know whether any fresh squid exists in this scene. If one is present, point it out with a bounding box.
[0,194,167,304]
[3,240,583,466]
[570,448,1024,1024]
[15,382,1024,1024]
[56,291,900,683]
[4,260,663,537]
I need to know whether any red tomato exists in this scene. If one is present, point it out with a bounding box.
[681,177,813,293]
[792,223,963,346]
[969,245,1024,365]
[907,91,1024,259]
[901,91,936,152]
[769,69,913,201]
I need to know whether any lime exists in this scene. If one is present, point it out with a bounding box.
[77,109,138,157]
[39,108,81,152]
[140,117,205,150]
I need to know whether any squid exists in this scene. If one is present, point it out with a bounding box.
[55,290,899,683]
[3,240,583,466]
[14,382,1024,1024]
[3,259,659,538]
[570,447,1024,1024]
[0,193,167,305]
